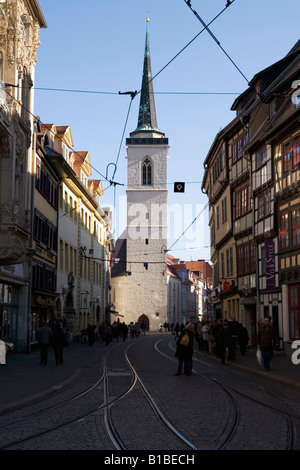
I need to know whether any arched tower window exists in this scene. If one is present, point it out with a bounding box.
[142,158,152,185]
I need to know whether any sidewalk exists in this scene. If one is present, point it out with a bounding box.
[0,341,102,412]
[196,345,300,390]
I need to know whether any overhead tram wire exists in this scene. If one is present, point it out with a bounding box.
[30,1,242,188]
[167,201,209,252]
[183,0,249,85]
[4,87,113,185]
[15,2,242,228]
[107,1,238,185]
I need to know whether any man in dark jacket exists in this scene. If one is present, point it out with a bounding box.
[228,314,240,360]
[37,321,53,365]
[217,322,231,364]
[174,323,195,376]
[257,316,279,371]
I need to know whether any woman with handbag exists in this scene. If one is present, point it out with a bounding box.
[174,323,195,376]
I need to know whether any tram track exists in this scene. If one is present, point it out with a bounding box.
[158,338,298,450]
[1,334,299,450]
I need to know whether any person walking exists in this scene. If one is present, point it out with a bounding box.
[174,322,195,376]
[103,322,112,346]
[257,316,279,371]
[217,321,231,365]
[195,320,204,351]
[141,321,146,336]
[36,320,53,365]
[52,320,65,366]
[228,314,239,360]
[87,323,96,346]
[121,322,128,341]
[238,323,249,355]
[174,322,180,339]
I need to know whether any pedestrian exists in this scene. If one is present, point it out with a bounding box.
[228,314,239,360]
[174,322,180,339]
[159,322,163,332]
[238,323,249,355]
[174,322,195,376]
[202,322,211,353]
[195,320,204,351]
[141,321,146,336]
[103,322,112,346]
[257,316,279,371]
[212,320,223,357]
[207,322,214,355]
[121,322,128,341]
[217,321,231,365]
[129,322,136,339]
[36,320,53,365]
[87,323,96,346]
[52,320,65,366]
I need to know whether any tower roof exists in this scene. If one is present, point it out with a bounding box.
[131,19,164,136]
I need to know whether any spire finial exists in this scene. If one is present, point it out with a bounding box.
[146,17,149,22]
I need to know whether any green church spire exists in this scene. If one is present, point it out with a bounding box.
[133,18,164,135]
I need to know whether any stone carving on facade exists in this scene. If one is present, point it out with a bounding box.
[0,201,19,225]
[0,202,11,222]
[0,232,27,264]
[5,1,40,69]
[0,134,11,157]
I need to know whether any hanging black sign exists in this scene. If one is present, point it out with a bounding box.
[174,182,185,193]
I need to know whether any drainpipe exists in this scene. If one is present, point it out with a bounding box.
[27,128,36,353]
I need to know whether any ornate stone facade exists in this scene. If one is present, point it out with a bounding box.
[0,0,46,351]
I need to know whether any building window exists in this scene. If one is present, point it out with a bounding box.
[280,212,289,249]
[292,208,300,247]
[255,82,261,100]
[231,132,248,164]
[258,192,271,220]
[292,134,300,167]
[142,158,152,185]
[221,196,227,223]
[226,246,233,276]
[216,205,219,229]
[234,185,251,219]
[212,150,223,183]
[256,148,267,170]
[289,285,300,340]
[283,141,291,173]
[237,241,255,276]
[221,252,225,278]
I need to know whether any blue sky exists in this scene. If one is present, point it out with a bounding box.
[35,0,300,262]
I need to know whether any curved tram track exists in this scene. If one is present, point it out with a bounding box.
[0,335,298,450]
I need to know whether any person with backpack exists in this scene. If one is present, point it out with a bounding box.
[174,323,195,376]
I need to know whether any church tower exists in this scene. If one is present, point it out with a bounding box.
[125,19,169,330]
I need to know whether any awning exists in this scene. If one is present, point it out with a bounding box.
[240,296,257,305]
[108,310,124,317]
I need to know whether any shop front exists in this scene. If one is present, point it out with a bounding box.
[0,281,18,346]
[30,294,57,346]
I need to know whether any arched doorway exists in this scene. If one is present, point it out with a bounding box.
[138,314,149,331]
